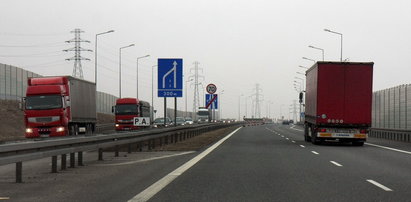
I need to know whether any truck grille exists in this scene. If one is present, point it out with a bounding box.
[28,116,60,123]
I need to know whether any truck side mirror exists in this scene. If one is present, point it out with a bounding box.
[112,106,115,113]
[299,92,304,103]
[65,96,71,107]
[19,97,25,111]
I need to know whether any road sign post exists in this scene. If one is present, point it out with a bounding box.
[158,58,183,126]
[205,94,218,109]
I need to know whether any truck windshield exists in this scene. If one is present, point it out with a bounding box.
[198,111,209,116]
[26,95,62,110]
[115,104,138,115]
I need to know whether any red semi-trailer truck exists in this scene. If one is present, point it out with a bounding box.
[24,76,96,138]
[304,62,373,146]
[113,98,151,131]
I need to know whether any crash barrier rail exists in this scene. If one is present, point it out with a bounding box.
[95,123,114,133]
[369,128,411,143]
[0,122,241,183]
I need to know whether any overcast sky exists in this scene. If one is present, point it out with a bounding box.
[1,0,411,119]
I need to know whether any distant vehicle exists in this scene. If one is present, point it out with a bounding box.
[112,98,150,131]
[184,117,194,125]
[174,117,186,126]
[24,76,96,138]
[153,117,172,128]
[197,107,210,123]
[282,120,290,125]
[304,62,373,146]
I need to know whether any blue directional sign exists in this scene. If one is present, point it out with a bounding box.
[205,94,218,109]
[158,58,183,97]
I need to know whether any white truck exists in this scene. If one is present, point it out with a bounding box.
[197,107,210,123]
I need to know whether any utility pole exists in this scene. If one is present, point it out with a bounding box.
[292,100,297,122]
[252,84,263,118]
[189,61,204,121]
[64,28,92,79]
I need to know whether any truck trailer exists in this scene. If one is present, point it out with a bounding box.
[304,62,373,146]
[112,98,151,131]
[24,76,96,138]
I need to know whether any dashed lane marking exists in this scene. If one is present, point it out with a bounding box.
[367,180,393,191]
[311,151,319,155]
[290,125,304,132]
[300,145,305,148]
[330,161,343,167]
[292,141,296,143]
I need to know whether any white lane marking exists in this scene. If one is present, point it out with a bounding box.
[290,125,304,132]
[286,138,289,140]
[94,151,195,166]
[367,180,393,191]
[311,151,319,155]
[292,141,296,143]
[128,127,242,202]
[0,197,10,200]
[281,135,284,138]
[330,161,343,167]
[365,143,411,155]
[300,145,305,148]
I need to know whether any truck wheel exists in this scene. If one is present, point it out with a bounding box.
[352,141,364,146]
[304,124,311,142]
[311,127,321,145]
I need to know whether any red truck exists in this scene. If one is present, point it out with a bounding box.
[304,62,373,146]
[24,76,96,138]
[113,98,151,131]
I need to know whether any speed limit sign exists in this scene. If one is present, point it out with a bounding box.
[206,83,217,94]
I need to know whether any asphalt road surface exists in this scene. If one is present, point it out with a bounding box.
[1,124,411,202]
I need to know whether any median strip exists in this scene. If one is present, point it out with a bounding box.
[367,179,393,191]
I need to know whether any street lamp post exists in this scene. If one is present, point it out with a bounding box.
[299,65,308,70]
[302,57,316,63]
[308,45,325,61]
[151,65,158,121]
[95,30,114,88]
[185,79,193,117]
[324,28,343,61]
[119,44,135,98]
[219,90,225,120]
[136,55,150,98]
[238,94,244,121]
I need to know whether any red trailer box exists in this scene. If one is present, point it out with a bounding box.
[304,62,373,146]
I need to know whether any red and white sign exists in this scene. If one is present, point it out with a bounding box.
[206,83,217,94]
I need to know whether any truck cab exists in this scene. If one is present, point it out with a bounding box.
[113,98,150,131]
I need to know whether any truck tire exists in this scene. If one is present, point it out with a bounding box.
[352,141,364,146]
[311,127,321,145]
[304,124,311,142]
[69,124,79,136]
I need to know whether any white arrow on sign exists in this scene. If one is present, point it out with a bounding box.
[162,61,178,89]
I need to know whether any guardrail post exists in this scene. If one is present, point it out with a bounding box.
[78,152,84,166]
[115,146,119,157]
[165,135,169,145]
[70,153,75,168]
[128,144,132,154]
[159,137,163,147]
[98,148,103,161]
[51,156,58,173]
[16,162,22,183]
[61,154,67,170]
[152,139,156,149]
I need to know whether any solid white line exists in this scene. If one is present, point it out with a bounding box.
[367,180,393,191]
[365,143,411,155]
[94,151,195,166]
[290,125,304,132]
[0,197,10,200]
[300,145,305,148]
[128,127,242,202]
[311,151,319,155]
[330,161,343,167]
[292,141,296,143]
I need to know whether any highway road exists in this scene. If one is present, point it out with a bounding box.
[1,124,411,201]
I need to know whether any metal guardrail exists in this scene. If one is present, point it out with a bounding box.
[369,128,411,142]
[0,122,241,183]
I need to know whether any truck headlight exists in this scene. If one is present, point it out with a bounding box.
[26,128,33,133]
[56,127,65,132]
[115,124,119,127]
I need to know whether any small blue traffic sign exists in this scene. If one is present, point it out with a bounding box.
[158,58,183,97]
[206,94,218,109]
